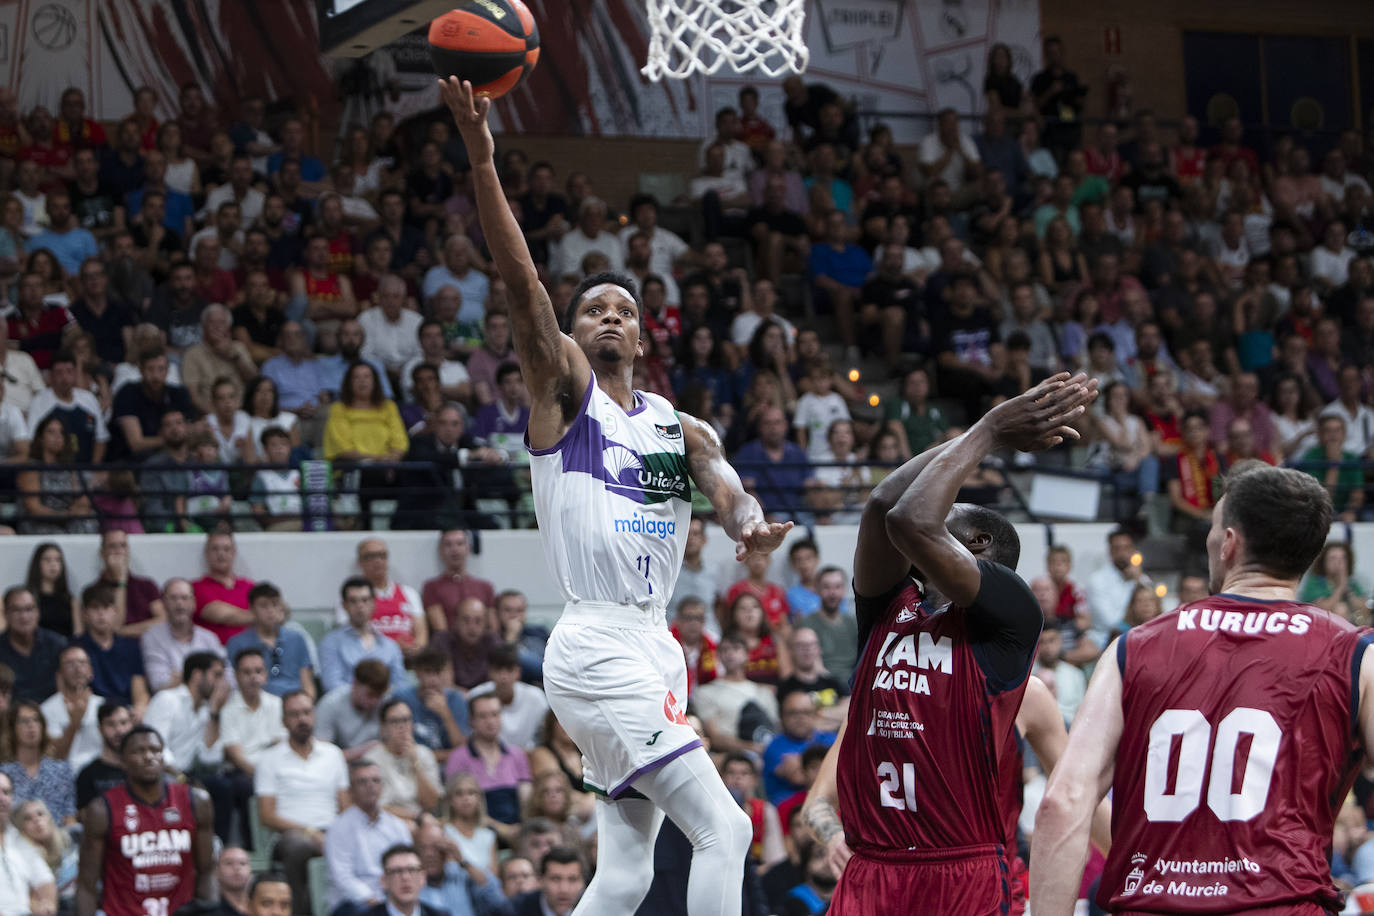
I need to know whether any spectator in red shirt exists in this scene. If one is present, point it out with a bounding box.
[422,528,495,633]
[737,86,776,155]
[721,592,791,686]
[670,596,718,696]
[1170,115,1207,185]
[1222,416,1277,467]
[191,235,237,305]
[8,270,74,370]
[1209,115,1259,176]
[1083,123,1124,181]
[1044,544,1089,624]
[53,87,106,153]
[19,107,72,178]
[192,531,255,644]
[726,550,791,632]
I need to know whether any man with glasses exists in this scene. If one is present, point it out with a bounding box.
[364,698,440,824]
[761,691,834,806]
[0,586,66,701]
[226,583,315,698]
[366,845,445,916]
[323,761,411,916]
[70,256,135,363]
[350,538,426,655]
[140,577,223,692]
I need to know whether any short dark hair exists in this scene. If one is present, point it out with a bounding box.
[380,844,419,870]
[468,692,502,718]
[340,575,374,602]
[260,426,291,448]
[789,539,818,560]
[1107,527,1134,546]
[486,644,520,672]
[540,845,584,877]
[233,647,265,671]
[249,872,291,902]
[380,697,410,723]
[817,565,846,585]
[627,193,658,217]
[353,658,391,694]
[248,582,282,606]
[119,724,164,755]
[182,651,223,684]
[1,588,31,614]
[49,349,76,370]
[81,583,116,610]
[495,361,522,386]
[96,701,129,725]
[721,752,756,774]
[801,744,830,768]
[413,645,452,673]
[946,504,1021,569]
[1220,463,1332,580]
[564,271,642,332]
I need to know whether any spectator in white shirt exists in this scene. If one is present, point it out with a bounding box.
[1320,364,1374,456]
[1085,529,1145,640]
[1320,148,1371,208]
[0,771,55,916]
[685,144,751,210]
[548,197,624,280]
[324,759,413,915]
[400,320,471,404]
[358,275,423,376]
[917,108,982,194]
[139,577,226,693]
[142,651,227,775]
[698,107,754,180]
[255,690,351,916]
[364,698,442,823]
[40,645,102,774]
[619,194,693,286]
[467,646,548,751]
[25,350,105,463]
[219,646,286,849]
[731,278,797,349]
[1310,219,1357,292]
[199,155,265,225]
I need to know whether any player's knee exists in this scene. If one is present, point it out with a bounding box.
[587,854,655,908]
[718,800,754,857]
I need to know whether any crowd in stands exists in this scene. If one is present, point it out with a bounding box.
[2,22,1374,913]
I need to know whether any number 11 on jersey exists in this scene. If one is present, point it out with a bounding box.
[636,555,653,594]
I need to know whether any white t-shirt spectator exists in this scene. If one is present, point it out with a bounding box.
[1321,172,1371,204]
[698,138,754,181]
[549,229,625,280]
[358,307,424,373]
[0,402,30,458]
[620,225,691,284]
[221,690,286,770]
[1309,245,1357,289]
[255,738,350,830]
[25,388,106,443]
[40,692,102,773]
[0,824,53,914]
[199,184,265,226]
[1320,400,1374,455]
[206,409,254,463]
[687,173,748,206]
[467,681,550,751]
[917,132,982,193]
[399,356,471,402]
[793,391,851,460]
[693,678,780,744]
[732,311,797,348]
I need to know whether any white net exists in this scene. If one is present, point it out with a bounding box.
[642,0,809,80]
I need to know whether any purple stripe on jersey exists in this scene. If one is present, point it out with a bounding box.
[609,738,703,798]
[625,391,648,416]
[525,377,596,456]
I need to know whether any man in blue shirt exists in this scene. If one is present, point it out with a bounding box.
[267,119,327,185]
[317,318,395,400]
[761,690,835,805]
[71,584,150,714]
[226,582,314,698]
[809,208,873,362]
[125,151,195,236]
[734,406,818,521]
[415,816,506,916]
[319,577,408,693]
[25,192,98,274]
[392,645,469,762]
[262,321,329,413]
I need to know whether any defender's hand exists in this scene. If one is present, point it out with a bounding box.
[981,372,1098,452]
[438,77,495,165]
[736,519,793,561]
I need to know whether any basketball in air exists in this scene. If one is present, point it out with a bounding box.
[429,0,540,99]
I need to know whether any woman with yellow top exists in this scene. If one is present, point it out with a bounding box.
[323,361,408,527]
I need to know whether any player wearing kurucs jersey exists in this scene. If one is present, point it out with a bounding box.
[814,373,1095,915]
[1033,463,1374,915]
[438,76,790,916]
[76,725,215,916]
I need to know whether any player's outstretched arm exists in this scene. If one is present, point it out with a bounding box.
[1018,677,1112,855]
[854,438,957,598]
[439,77,590,442]
[1030,639,1124,915]
[192,788,217,901]
[802,717,851,876]
[886,373,1094,607]
[74,801,108,916]
[682,414,792,559]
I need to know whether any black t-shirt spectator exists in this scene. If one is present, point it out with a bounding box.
[518,191,568,265]
[99,150,145,198]
[859,200,920,250]
[0,628,66,702]
[861,273,922,315]
[68,180,124,234]
[984,73,1024,110]
[746,205,807,238]
[145,295,208,352]
[76,758,125,811]
[933,307,1001,368]
[784,82,842,134]
[110,382,198,461]
[1122,170,1182,208]
[232,303,285,351]
[70,296,136,364]
[266,233,303,272]
[129,223,183,270]
[778,672,850,705]
[367,225,428,273]
[1029,68,1084,121]
[406,169,454,217]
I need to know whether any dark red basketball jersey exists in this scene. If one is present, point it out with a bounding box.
[1100,595,1374,914]
[101,780,197,916]
[837,567,1033,854]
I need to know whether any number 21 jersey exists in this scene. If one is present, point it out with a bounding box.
[1101,596,1374,914]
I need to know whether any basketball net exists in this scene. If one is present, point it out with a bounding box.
[642,0,809,80]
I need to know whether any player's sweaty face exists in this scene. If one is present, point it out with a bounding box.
[574,286,641,362]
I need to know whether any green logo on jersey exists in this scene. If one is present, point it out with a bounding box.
[646,730,663,746]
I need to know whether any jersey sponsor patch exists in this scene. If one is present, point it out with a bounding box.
[895,606,918,623]
[663,690,689,725]
[654,422,683,441]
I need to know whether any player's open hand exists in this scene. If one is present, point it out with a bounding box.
[437,76,495,165]
[736,519,794,561]
[982,372,1098,452]
[825,833,853,876]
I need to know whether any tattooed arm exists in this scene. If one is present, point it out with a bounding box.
[802,717,851,875]
[681,413,792,560]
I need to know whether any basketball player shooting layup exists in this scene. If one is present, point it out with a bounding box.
[439,77,791,916]
[1032,462,1374,915]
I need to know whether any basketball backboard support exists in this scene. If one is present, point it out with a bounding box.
[318,0,453,57]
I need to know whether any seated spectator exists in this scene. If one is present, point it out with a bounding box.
[142,650,226,775]
[365,698,442,823]
[359,275,423,381]
[86,530,166,638]
[671,597,718,696]
[110,346,197,461]
[24,192,98,276]
[723,592,790,686]
[27,348,107,464]
[423,235,489,320]
[1085,529,1145,641]
[720,751,786,872]
[798,567,858,677]
[917,108,982,195]
[183,306,256,415]
[255,690,350,916]
[203,375,253,464]
[18,416,96,535]
[289,235,359,342]
[793,360,849,461]
[1319,364,1374,456]
[250,428,304,531]
[218,646,286,846]
[261,324,327,438]
[233,266,287,366]
[13,796,76,907]
[320,577,408,693]
[183,432,233,530]
[421,530,495,633]
[726,551,791,631]
[445,693,531,847]
[192,531,255,644]
[214,846,254,916]
[779,627,849,731]
[736,406,818,520]
[1031,627,1086,724]
[352,538,427,652]
[468,646,548,751]
[324,760,413,916]
[414,813,505,915]
[762,691,834,805]
[39,644,101,774]
[508,846,584,916]
[316,657,390,763]
[0,320,44,417]
[0,767,57,913]
[1300,541,1367,624]
[393,404,491,529]
[400,320,471,404]
[467,311,517,406]
[146,262,209,357]
[933,272,1004,421]
[1300,414,1366,522]
[441,772,500,876]
[1,701,76,825]
[74,702,130,811]
[225,583,314,698]
[808,209,872,361]
[322,362,407,523]
[68,257,134,365]
[1164,409,1222,547]
[393,646,468,765]
[139,577,224,692]
[884,368,947,460]
[1208,372,1278,456]
[136,409,193,532]
[693,635,780,756]
[777,835,838,915]
[71,584,148,714]
[433,598,501,691]
[0,588,64,702]
[1222,416,1277,466]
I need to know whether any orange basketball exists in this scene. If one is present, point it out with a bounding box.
[428,0,540,99]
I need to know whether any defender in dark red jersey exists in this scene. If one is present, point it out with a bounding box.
[1033,463,1372,915]
[812,374,1094,915]
[75,725,215,916]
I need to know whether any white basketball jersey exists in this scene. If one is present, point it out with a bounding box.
[529,379,692,612]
